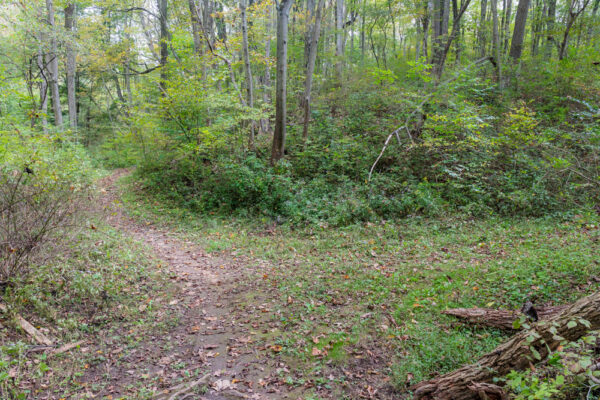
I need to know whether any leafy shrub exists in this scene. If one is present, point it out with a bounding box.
[0,131,95,284]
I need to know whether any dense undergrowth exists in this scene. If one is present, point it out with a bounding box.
[99,55,600,226]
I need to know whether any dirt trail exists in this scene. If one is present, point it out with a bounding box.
[91,170,293,400]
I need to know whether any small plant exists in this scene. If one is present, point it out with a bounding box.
[0,167,88,284]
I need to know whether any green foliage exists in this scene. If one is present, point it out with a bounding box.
[501,331,600,399]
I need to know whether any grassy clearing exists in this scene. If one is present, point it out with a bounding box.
[0,219,176,399]
[120,174,600,394]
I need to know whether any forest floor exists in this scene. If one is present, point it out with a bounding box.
[84,168,321,400]
[6,169,600,400]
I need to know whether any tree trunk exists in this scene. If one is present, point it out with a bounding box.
[335,0,344,83]
[260,3,273,135]
[478,0,488,57]
[443,305,568,330]
[360,0,366,61]
[422,1,431,60]
[271,0,294,164]
[432,0,470,79]
[415,19,422,61]
[159,0,169,93]
[304,0,316,68]
[545,0,556,58]
[188,0,203,55]
[412,291,600,400]
[64,3,77,130]
[491,0,502,84]
[502,0,512,52]
[587,0,600,44]
[45,0,63,128]
[36,5,48,133]
[241,0,255,150]
[558,0,592,60]
[509,0,531,60]
[302,0,325,142]
[431,0,450,75]
[37,41,48,133]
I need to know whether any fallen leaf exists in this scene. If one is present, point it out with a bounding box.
[213,379,232,391]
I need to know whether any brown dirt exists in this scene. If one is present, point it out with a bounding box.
[82,169,299,400]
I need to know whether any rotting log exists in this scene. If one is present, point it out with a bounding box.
[443,305,569,330]
[412,291,600,400]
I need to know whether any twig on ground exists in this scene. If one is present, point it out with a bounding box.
[0,303,53,346]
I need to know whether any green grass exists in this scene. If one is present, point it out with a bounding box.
[119,173,600,392]
[0,219,175,399]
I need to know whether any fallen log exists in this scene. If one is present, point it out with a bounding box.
[412,291,600,400]
[0,303,53,346]
[443,305,569,330]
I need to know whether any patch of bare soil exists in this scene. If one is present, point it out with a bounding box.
[81,170,300,400]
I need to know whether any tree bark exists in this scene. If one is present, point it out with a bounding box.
[545,0,556,58]
[241,0,255,150]
[432,0,471,78]
[188,0,203,55]
[412,291,600,400]
[335,0,344,83]
[158,0,169,93]
[260,3,273,135]
[304,0,316,68]
[478,0,488,57]
[302,0,325,142]
[360,0,366,61]
[45,0,63,128]
[65,3,77,130]
[36,6,48,133]
[509,0,531,60]
[443,305,568,330]
[271,0,294,164]
[502,0,512,52]
[587,0,600,44]
[491,0,502,85]
[558,0,592,60]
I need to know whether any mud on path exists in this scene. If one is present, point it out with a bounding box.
[88,170,298,400]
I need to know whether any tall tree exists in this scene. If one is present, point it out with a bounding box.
[558,0,592,59]
[240,0,255,149]
[491,0,502,84]
[188,0,203,55]
[509,0,531,60]
[158,0,169,93]
[335,0,345,82]
[260,3,273,134]
[64,3,77,130]
[502,0,513,52]
[431,0,450,68]
[45,0,63,128]
[431,0,469,78]
[545,0,557,58]
[302,0,325,141]
[477,0,488,57]
[271,0,294,164]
